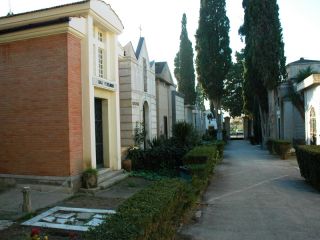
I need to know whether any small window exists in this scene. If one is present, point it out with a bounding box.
[143,58,147,92]
[310,107,317,145]
[98,48,104,78]
[98,31,103,42]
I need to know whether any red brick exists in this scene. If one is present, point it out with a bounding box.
[0,33,83,177]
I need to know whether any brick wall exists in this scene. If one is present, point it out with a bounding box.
[0,33,83,177]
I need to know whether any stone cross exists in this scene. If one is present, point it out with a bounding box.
[139,25,142,38]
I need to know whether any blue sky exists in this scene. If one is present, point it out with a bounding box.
[1,0,319,80]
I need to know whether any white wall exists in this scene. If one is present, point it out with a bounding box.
[304,85,320,145]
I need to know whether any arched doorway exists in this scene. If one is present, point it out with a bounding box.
[310,107,317,145]
[143,101,150,149]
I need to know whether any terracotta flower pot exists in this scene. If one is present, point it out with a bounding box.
[82,172,98,189]
[122,159,132,172]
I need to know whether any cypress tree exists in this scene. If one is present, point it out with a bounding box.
[222,51,245,118]
[196,0,232,139]
[174,14,196,105]
[239,0,286,144]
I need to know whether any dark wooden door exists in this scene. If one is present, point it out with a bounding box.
[164,116,168,139]
[95,98,104,168]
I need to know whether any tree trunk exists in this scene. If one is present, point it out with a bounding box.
[258,104,269,149]
[212,100,223,140]
[268,89,277,140]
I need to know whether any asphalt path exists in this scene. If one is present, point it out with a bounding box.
[179,140,320,240]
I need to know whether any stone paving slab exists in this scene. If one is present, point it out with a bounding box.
[22,206,116,232]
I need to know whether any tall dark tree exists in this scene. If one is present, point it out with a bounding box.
[239,0,286,144]
[196,83,206,111]
[174,14,196,105]
[196,0,232,139]
[222,51,245,117]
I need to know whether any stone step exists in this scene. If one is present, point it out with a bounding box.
[97,168,112,176]
[99,172,129,190]
[97,169,123,184]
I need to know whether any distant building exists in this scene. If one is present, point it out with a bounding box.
[155,62,185,138]
[297,74,320,145]
[270,58,320,143]
[118,38,157,153]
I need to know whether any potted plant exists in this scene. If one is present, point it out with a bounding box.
[122,158,132,172]
[82,168,98,189]
[274,140,291,160]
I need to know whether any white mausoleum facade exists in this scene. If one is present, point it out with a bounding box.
[119,38,157,153]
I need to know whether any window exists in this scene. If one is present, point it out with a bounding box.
[310,107,317,145]
[98,31,103,42]
[98,48,104,78]
[143,58,147,92]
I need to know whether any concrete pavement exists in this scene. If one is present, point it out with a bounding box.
[179,140,320,240]
[0,186,72,221]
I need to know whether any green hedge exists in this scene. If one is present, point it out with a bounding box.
[86,144,222,240]
[128,143,187,171]
[183,145,219,193]
[295,145,320,189]
[85,179,192,240]
[183,145,217,164]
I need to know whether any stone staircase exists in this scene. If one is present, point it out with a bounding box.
[97,168,128,190]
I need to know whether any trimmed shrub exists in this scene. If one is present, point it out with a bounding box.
[273,140,291,159]
[183,145,219,193]
[172,122,201,148]
[213,140,225,160]
[128,141,188,172]
[183,145,217,164]
[85,179,192,240]
[295,145,320,189]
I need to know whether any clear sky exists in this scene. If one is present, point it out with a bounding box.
[1,0,320,83]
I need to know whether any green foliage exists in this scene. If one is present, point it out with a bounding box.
[240,0,286,143]
[196,0,232,134]
[240,0,286,93]
[128,138,188,172]
[287,67,316,119]
[196,0,232,102]
[148,135,167,149]
[295,145,320,190]
[195,83,206,111]
[174,13,196,105]
[128,123,201,172]
[172,122,201,148]
[129,171,171,181]
[85,179,192,240]
[223,51,245,117]
[183,145,220,193]
[133,122,146,146]
[86,144,224,240]
[183,145,218,164]
[296,66,315,83]
[82,168,98,176]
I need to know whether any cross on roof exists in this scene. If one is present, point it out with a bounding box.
[139,25,142,38]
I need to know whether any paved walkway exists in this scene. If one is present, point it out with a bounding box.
[0,187,72,221]
[180,140,320,240]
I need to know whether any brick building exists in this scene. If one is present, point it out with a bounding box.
[0,0,123,189]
